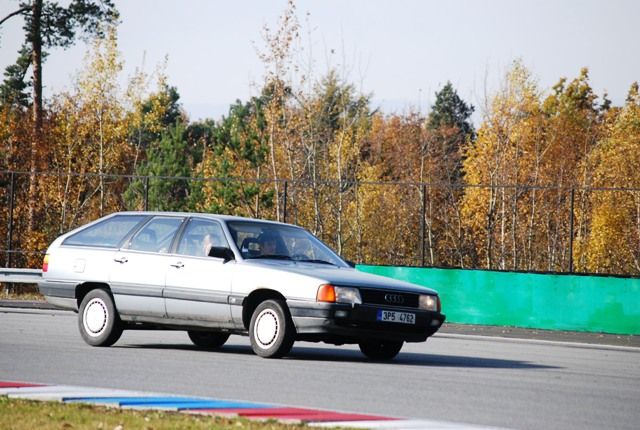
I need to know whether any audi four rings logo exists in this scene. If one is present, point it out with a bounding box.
[384,293,404,304]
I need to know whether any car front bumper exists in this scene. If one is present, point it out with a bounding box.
[287,300,445,343]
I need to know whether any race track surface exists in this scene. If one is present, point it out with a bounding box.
[1,307,638,430]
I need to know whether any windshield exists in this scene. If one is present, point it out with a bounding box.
[226,221,347,267]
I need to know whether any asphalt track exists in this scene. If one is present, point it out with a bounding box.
[1,307,639,430]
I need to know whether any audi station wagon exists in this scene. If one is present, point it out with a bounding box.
[39,212,445,360]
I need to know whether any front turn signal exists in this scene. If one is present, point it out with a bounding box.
[316,284,336,303]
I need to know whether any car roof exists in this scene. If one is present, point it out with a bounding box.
[111,211,295,227]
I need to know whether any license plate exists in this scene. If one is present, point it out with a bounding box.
[377,310,415,325]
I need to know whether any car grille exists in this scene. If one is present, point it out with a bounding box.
[359,288,419,309]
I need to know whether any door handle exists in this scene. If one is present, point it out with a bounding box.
[113,257,128,264]
[170,262,184,269]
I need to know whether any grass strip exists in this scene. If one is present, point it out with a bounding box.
[0,396,316,430]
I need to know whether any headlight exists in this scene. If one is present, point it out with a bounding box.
[419,294,439,312]
[335,286,362,305]
[316,284,362,305]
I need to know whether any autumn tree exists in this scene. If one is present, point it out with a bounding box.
[462,61,545,269]
[255,0,301,221]
[541,68,604,270]
[45,27,133,237]
[579,83,640,274]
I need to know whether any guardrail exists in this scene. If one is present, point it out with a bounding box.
[0,268,42,284]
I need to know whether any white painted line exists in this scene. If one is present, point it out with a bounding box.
[121,405,180,411]
[0,385,84,395]
[437,333,640,352]
[311,419,510,429]
[9,390,140,401]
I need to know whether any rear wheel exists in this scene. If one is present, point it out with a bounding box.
[249,299,295,358]
[187,331,230,348]
[78,289,123,347]
[358,340,403,361]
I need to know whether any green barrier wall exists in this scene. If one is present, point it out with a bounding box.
[356,265,640,335]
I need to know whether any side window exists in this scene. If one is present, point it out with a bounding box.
[63,215,146,248]
[176,219,228,257]
[128,217,183,253]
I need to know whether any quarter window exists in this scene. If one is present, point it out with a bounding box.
[63,215,146,248]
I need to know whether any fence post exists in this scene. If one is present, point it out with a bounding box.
[283,180,288,223]
[568,187,575,273]
[143,176,149,211]
[6,172,15,268]
[420,184,426,267]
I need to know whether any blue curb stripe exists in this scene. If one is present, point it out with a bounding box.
[64,396,270,409]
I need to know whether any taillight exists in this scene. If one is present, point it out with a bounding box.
[316,284,336,302]
[42,254,49,272]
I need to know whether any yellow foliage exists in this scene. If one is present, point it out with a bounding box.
[579,82,640,273]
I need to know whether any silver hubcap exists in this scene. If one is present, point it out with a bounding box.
[254,308,279,349]
[83,298,108,337]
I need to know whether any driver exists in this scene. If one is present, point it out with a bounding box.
[258,231,278,256]
[202,234,214,256]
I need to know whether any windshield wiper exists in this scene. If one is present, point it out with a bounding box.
[246,254,293,260]
[297,258,336,266]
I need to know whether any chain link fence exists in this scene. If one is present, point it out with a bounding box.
[2,170,639,277]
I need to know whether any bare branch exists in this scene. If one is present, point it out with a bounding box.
[0,6,29,27]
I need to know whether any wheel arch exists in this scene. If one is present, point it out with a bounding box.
[242,289,288,330]
[75,282,113,309]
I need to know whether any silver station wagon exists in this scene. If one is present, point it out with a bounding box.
[39,212,445,360]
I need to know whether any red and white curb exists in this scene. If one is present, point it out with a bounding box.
[0,381,507,429]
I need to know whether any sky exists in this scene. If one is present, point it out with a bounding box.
[1,0,639,124]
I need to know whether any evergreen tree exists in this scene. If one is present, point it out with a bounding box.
[195,96,274,217]
[124,82,190,210]
[427,82,475,183]
[0,0,119,233]
[428,82,475,141]
[133,122,191,212]
[0,0,119,114]
[0,45,31,107]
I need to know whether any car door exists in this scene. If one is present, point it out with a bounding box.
[51,213,149,289]
[109,216,185,319]
[164,218,234,326]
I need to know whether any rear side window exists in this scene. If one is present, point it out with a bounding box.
[127,217,184,253]
[63,215,146,248]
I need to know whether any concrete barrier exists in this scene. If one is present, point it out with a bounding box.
[357,265,640,335]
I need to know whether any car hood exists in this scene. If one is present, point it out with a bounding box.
[240,260,437,295]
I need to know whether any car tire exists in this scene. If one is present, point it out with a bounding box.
[78,289,123,347]
[249,299,295,358]
[358,339,403,360]
[187,331,230,348]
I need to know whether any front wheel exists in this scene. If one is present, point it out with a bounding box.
[78,289,123,347]
[249,300,295,358]
[358,340,403,361]
[188,331,230,348]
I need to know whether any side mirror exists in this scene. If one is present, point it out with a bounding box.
[208,246,235,263]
